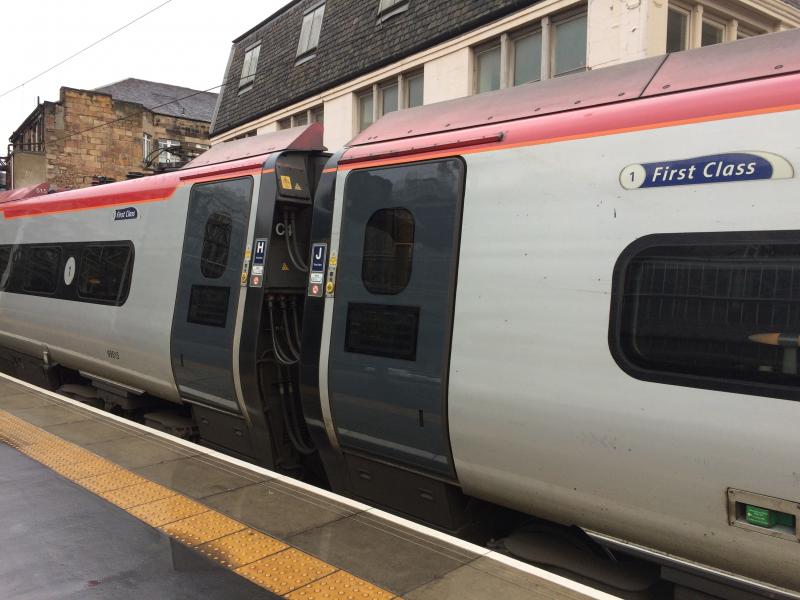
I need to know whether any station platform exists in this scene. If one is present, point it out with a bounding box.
[0,373,617,600]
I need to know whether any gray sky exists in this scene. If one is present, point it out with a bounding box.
[0,0,292,147]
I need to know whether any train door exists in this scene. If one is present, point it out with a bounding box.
[171,177,254,414]
[326,158,465,478]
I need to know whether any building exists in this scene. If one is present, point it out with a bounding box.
[210,0,800,149]
[8,79,218,190]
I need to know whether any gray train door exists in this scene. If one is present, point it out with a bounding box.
[327,158,465,478]
[171,177,253,414]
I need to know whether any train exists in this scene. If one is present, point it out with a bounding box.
[2,28,800,599]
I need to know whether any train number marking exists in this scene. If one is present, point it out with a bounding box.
[106,349,120,360]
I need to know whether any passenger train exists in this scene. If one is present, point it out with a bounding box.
[2,29,800,599]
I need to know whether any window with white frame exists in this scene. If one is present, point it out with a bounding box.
[355,69,424,133]
[142,134,152,162]
[666,7,690,52]
[239,44,261,91]
[701,17,725,46]
[277,105,325,130]
[297,3,325,59]
[377,0,409,21]
[473,9,587,95]
[157,139,180,163]
[553,13,587,76]
[666,2,767,52]
[475,41,502,93]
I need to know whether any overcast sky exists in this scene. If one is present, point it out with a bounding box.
[0,0,292,147]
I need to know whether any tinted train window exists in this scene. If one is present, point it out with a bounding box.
[0,245,10,290]
[611,233,800,400]
[18,246,61,295]
[78,244,133,305]
[201,212,232,279]
[362,208,414,294]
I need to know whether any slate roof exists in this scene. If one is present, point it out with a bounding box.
[211,0,542,135]
[94,78,218,122]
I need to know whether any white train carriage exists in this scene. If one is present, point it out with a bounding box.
[1,28,800,599]
[300,30,800,597]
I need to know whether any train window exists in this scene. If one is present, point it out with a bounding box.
[78,244,133,305]
[611,232,800,400]
[362,208,414,295]
[0,245,10,290]
[18,246,61,295]
[201,212,232,279]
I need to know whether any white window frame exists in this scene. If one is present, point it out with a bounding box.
[472,8,587,95]
[668,1,769,50]
[297,3,325,60]
[377,0,409,23]
[157,139,180,164]
[354,69,424,134]
[551,11,588,77]
[142,133,152,162]
[277,105,325,130]
[509,26,544,87]
[666,5,692,52]
[239,43,261,92]
[473,39,502,94]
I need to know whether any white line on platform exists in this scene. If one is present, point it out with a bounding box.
[1,371,620,600]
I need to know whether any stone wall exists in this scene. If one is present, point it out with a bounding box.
[41,87,211,190]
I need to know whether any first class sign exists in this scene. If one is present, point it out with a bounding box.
[620,152,794,190]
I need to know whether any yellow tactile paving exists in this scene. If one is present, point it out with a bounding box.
[198,528,288,568]
[48,457,121,480]
[287,570,397,600]
[80,469,148,493]
[236,548,338,595]
[100,481,176,509]
[0,405,400,600]
[128,494,209,527]
[161,510,245,546]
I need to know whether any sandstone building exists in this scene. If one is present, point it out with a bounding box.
[8,79,218,190]
[210,0,800,149]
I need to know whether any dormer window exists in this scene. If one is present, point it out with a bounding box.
[239,43,261,92]
[378,0,409,22]
[296,3,325,60]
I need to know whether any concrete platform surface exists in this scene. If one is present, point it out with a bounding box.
[0,373,618,600]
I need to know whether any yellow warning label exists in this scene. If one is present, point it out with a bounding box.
[280,175,292,190]
[329,255,337,266]
[245,248,251,260]
[281,263,290,272]
[241,272,248,285]
[326,282,334,294]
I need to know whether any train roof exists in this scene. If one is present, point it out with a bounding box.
[0,124,324,220]
[342,28,800,165]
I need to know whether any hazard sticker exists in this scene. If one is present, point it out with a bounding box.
[280,175,293,190]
